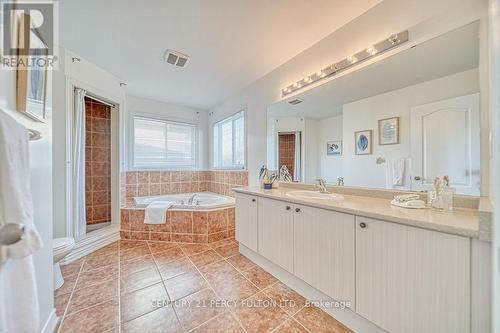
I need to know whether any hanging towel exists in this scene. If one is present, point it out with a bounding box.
[0,109,43,333]
[0,110,43,260]
[391,158,406,186]
[144,201,175,224]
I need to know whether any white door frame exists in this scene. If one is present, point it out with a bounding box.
[64,77,125,241]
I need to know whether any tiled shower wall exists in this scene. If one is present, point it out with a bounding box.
[85,97,111,225]
[120,170,248,207]
[278,133,296,178]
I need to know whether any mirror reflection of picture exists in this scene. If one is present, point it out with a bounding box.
[379,117,399,145]
[15,13,48,122]
[355,130,372,155]
[327,141,342,155]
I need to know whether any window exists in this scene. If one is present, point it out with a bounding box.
[213,111,245,169]
[133,116,197,169]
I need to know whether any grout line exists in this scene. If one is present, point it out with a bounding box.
[117,241,122,333]
[146,241,184,330]
[56,258,86,333]
[178,244,248,333]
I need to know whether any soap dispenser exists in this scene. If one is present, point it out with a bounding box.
[441,175,455,211]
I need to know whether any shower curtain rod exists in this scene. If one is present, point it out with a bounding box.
[83,91,116,108]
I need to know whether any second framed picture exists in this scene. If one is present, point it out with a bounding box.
[378,116,400,145]
[355,130,372,155]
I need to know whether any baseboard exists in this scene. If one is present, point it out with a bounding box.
[62,224,120,264]
[40,308,59,333]
[239,244,385,333]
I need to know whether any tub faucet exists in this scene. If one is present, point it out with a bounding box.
[315,179,329,193]
[187,194,197,205]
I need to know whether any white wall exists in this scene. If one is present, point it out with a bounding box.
[489,0,500,332]
[342,69,479,189]
[125,95,208,170]
[0,60,55,330]
[208,0,489,187]
[318,115,343,183]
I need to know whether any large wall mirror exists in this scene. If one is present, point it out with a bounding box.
[267,22,482,196]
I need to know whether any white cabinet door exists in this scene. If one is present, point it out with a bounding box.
[410,93,480,195]
[235,193,258,252]
[258,197,294,272]
[294,205,355,307]
[356,216,470,333]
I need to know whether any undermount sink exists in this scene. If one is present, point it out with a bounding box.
[286,190,340,200]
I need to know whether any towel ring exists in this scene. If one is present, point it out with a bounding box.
[28,129,42,141]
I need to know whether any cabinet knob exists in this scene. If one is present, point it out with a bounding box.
[359,222,367,229]
[286,206,291,210]
[295,208,301,213]
[252,198,256,202]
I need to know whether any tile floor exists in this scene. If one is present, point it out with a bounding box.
[55,239,352,333]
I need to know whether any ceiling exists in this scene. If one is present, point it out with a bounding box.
[60,0,381,109]
[268,22,480,119]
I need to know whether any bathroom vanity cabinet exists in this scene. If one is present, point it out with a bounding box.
[235,191,475,333]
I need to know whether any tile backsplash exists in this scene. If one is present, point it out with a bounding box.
[120,170,248,207]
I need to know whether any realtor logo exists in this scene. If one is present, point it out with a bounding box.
[1,1,58,69]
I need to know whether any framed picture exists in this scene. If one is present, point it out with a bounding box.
[327,141,342,155]
[378,116,399,145]
[355,130,372,155]
[16,13,48,122]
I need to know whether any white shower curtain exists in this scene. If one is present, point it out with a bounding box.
[293,132,302,181]
[73,88,87,238]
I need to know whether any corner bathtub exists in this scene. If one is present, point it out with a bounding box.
[121,192,237,243]
[133,192,235,210]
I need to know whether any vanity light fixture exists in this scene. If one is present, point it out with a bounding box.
[281,30,409,97]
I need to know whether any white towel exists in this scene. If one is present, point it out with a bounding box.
[391,158,406,186]
[0,109,43,333]
[144,201,174,224]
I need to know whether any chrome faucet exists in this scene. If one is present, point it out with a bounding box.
[315,179,329,193]
[187,194,197,205]
[336,177,344,186]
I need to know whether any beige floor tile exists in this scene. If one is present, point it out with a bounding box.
[153,246,186,265]
[75,263,119,290]
[179,243,211,256]
[157,256,198,280]
[120,282,169,323]
[120,266,162,294]
[54,273,78,297]
[231,291,289,333]
[54,293,71,316]
[120,254,156,275]
[294,306,353,333]
[191,311,244,333]
[226,254,256,272]
[59,298,119,333]
[67,279,118,314]
[211,273,259,302]
[263,282,306,316]
[60,259,84,277]
[242,266,278,290]
[274,318,309,333]
[213,243,239,258]
[121,306,182,333]
[147,241,178,254]
[174,288,225,331]
[189,249,223,268]
[164,271,207,301]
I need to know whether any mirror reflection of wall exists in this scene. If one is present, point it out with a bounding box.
[267,21,482,196]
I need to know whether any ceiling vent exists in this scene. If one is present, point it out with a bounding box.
[164,50,190,67]
[288,98,303,105]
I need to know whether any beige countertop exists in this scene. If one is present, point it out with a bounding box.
[234,186,481,239]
